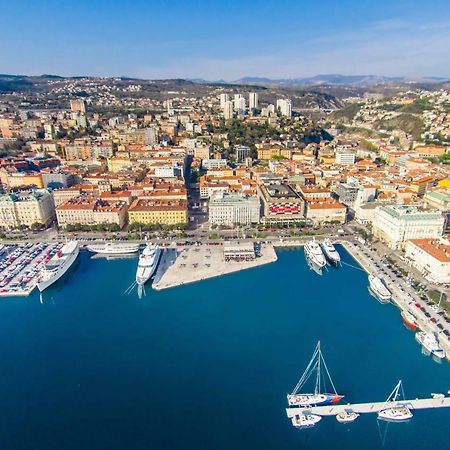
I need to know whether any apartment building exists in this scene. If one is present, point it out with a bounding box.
[56,197,128,229]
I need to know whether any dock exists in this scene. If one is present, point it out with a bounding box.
[152,243,277,291]
[286,396,450,417]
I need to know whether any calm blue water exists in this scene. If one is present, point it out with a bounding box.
[0,246,448,450]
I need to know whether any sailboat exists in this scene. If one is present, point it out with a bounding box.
[287,341,344,407]
[378,380,413,422]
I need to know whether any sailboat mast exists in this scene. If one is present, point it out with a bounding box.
[315,342,321,395]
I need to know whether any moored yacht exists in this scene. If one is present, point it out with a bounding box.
[378,380,413,422]
[401,310,419,331]
[287,341,344,408]
[321,238,340,264]
[37,241,79,292]
[336,409,360,423]
[87,242,140,255]
[415,332,446,359]
[135,242,161,286]
[304,239,327,270]
[368,275,391,303]
[291,411,322,428]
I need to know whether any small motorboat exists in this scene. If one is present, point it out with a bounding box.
[291,412,322,428]
[336,409,360,423]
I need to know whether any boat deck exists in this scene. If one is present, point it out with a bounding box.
[286,397,450,417]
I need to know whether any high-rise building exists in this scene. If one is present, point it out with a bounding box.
[233,94,244,111]
[223,100,234,120]
[235,97,246,115]
[219,93,229,109]
[276,99,292,117]
[249,92,259,110]
[70,98,86,114]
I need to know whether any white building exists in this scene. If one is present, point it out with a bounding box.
[235,145,251,162]
[219,93,229,109]
[223,100,234,120]
[249,92,259,110]
[235,96,246,115]
[373,205,445,249]
[276,99,292,117]
[202,159,228,170]
[405,238,450,284]
[209,192,260,226]
[335,148,356,165]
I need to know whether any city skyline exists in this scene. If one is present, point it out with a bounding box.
[1,1,450,80]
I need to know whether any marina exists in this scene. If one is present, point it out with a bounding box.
[0,245,448,449]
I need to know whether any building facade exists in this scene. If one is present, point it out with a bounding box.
[209,192,260,227]
[373,205,445,249]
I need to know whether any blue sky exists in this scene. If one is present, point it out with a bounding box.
[1,0,450,79]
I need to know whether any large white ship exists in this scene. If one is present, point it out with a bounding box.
[37,241,79,292]
[87,242,140,255]
[321,238,341,264]
[368,275,391,303]
[415,332,446,359]
[304,239,327,270]
[135,242,161,286]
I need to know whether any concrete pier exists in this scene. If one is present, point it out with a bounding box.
[286,396,450,417]
[152,243,277,291]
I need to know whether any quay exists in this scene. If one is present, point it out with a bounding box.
[152,243,277,291]
[286,396,450,417]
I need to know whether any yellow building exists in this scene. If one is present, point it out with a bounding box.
[0,170,44,189]
[257,147,293,160]
[0,189,55,229]
[128,199,187,225]
[107,156,132,173]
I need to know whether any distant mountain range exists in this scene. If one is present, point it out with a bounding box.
[232,74,449,86]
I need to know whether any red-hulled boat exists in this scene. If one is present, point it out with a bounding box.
[401,310,418,331]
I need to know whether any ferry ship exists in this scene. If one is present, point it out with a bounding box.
[304,239,327,270]
[415,332,446,359]
[37,241,79,292]
[135,242,161,286]
[321,238,340,264]
[287,341,344,408]
[368,275,391,303]
[401,310,419,331]
[87,242,140,255]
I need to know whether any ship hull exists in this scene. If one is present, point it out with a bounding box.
[288,393,344,407]
[87,244,139,255]
[401,311,418,331]
[136,248,162,285]
[37,246,79,292]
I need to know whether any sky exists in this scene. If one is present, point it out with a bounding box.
[1,0,450,80]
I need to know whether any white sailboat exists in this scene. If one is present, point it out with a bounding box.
[291,411,322,428]
[287,341,344,408]
[336,409,360,423]
[378,380,413,422]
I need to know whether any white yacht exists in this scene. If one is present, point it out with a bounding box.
[87,242,140,255]
[291,412,322,428]
[415,332,446,359]
[304,239,327,270]
[321,239,340,264]
[336,410,360,423]
[37,241,79,292]
[368,275,391,303]
[378,380,413,422]
[135,242,161,286]
[378,407,413,422]
[0,244,6,255]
